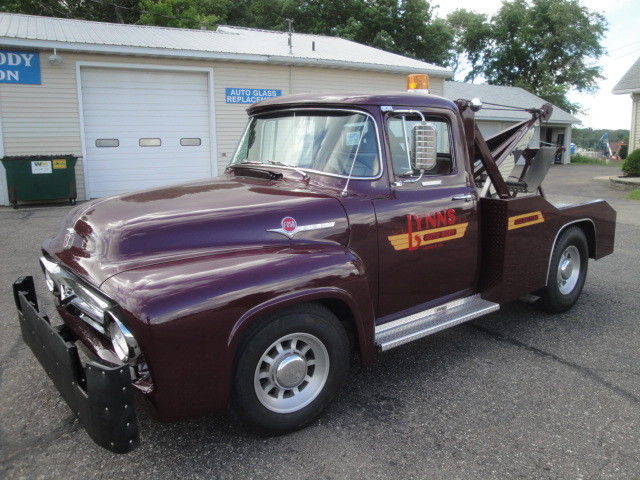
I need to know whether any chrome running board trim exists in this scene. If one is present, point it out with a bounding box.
[375,294,499,351]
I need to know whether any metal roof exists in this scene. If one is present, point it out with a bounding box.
[443,81,580,125]
[0,13,452,76]
[612,56,640,94]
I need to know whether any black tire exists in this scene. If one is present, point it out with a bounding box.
[232,303,350,433]
[538,226,588,313]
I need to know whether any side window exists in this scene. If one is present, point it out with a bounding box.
[180,138,201,146]
[95,138,119,148]
[387,114,453,177]
[139,138,161,147]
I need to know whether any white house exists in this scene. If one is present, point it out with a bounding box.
[612,56,640,152]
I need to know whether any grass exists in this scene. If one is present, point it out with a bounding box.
[570,154,610,165]
[627,189,640,201]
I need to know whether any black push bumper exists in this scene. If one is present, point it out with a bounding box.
[13,276,140,453]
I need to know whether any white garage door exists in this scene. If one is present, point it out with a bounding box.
[80,67,214,198]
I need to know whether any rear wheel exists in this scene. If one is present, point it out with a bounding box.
[538,226,588,313]
[232,303,349,433]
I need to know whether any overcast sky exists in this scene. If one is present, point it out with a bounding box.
[431,0,640,130]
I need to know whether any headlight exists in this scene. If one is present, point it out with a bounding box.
[40,256,111,324]
[106,311,140,363]
[40,256,141,363]
[41,256,60,293]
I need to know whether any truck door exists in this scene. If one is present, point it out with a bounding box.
[374,108,480,318]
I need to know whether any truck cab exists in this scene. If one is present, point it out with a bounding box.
[243,93,480,316]
[13,81,616,453]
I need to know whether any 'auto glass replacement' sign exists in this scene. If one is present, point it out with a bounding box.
[225,88,282,104]
[0,51,41,84]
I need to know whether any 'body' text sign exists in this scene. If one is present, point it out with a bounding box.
[0,51,40,84]
[225,88,282,104]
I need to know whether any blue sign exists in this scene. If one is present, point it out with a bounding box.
[225,87,282,104]
[0,50,40,84]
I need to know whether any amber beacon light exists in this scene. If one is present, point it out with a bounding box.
[406,74,430,92]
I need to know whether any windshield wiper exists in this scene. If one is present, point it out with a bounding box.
[266,161,309,180]
[230,163,283,180]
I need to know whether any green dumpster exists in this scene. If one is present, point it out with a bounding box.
[1,155,77,208]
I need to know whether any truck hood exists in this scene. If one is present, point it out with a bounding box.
[43,175,349,287]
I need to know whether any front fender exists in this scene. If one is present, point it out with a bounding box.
[101,245,375,420]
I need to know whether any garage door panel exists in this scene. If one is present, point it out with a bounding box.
[85,158,211,170]
[83,104,209,114]
[84,116,210,125]
[81,67,214,198]
[86,105,208,115]
[88,169,210,180]
[82,97,209,108]
[87,140,209,148]
[81,70,206,85]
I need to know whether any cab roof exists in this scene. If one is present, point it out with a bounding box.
[247,92,460,115]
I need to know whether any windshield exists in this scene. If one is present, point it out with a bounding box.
[232,110,380,178]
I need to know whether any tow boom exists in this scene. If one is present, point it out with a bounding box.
[455,99,554,199]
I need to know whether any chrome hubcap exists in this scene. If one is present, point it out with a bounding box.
[274,354,307,388]
[254,333,329,413]
[557,245,580,295]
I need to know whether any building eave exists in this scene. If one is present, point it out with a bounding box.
[612,87,640,95]
[0,37,454,77]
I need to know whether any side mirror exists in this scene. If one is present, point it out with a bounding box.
[411,123,437,171]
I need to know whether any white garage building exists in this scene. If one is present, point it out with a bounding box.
[0,13,577,205]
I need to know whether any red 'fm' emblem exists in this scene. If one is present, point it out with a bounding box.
[281,217,297,233]
[268,217,336,238]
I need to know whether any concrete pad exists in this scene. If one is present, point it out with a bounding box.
[592,175,640,191]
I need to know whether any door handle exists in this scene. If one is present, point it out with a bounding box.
[452,193,475,202]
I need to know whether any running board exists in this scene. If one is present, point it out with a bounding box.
[375,294,499,351]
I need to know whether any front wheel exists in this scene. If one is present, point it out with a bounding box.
[538,226,589,313]
[232,303,349,433]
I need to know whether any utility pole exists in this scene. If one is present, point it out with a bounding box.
[286,19,294,54]
[112,0,124,24]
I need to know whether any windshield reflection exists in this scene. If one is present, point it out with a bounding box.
[232,111,380,178]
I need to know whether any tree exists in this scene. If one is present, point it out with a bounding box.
[571,127,629,149]
[138,0,455,65]
[0,0,455,65]
[213,0,452,66]
[446,9,491,75]
[331,0,454,66]
[0,0,141,23]
[461,0,607,113]
[138,0,230,29]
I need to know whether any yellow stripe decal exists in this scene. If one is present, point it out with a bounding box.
[388,223,469,251]
[507,211,544,230]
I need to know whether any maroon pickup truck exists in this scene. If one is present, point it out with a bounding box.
[13,76,615,453]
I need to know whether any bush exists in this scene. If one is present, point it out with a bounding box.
[622,149,640,176]
[619,144,628,159]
